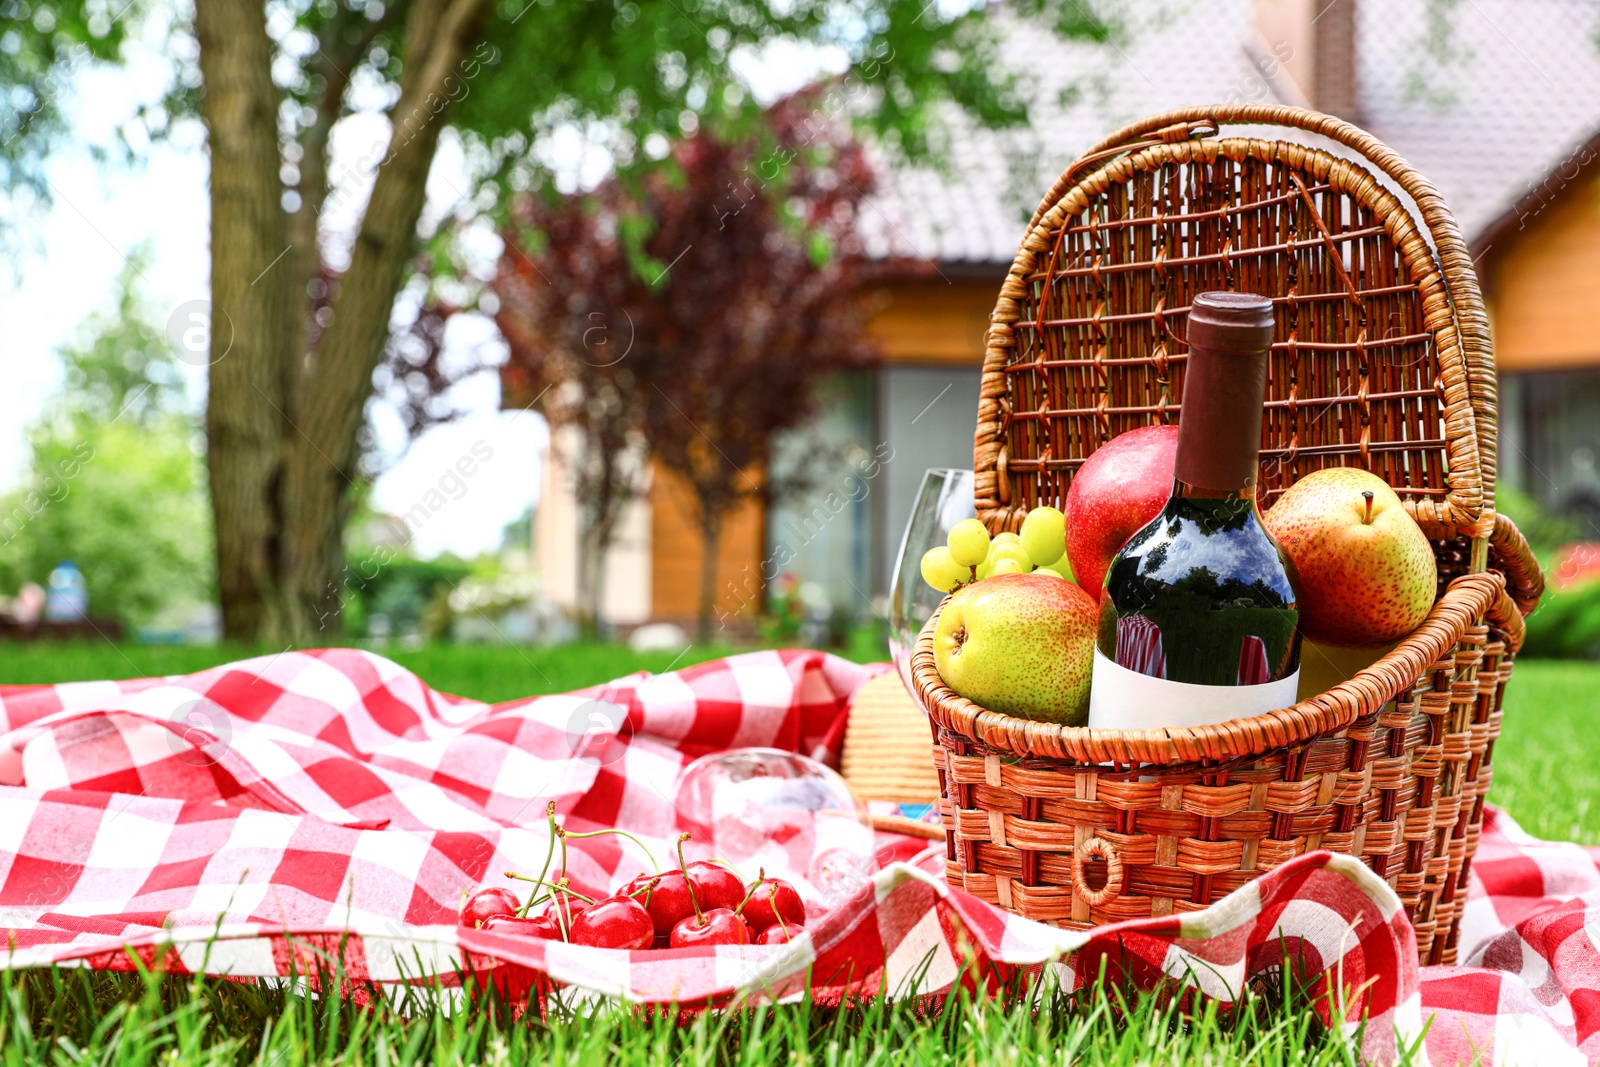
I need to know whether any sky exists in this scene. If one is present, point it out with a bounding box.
[0,8,839,560]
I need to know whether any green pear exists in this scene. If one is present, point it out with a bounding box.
[1264,469,1437,646]
[934,572,1098,725]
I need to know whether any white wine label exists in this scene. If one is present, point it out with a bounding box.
[1086,647,1300,730]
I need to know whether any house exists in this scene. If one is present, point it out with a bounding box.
[529,0,1600,635]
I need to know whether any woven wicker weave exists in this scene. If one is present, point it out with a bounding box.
[910,106,1546,966]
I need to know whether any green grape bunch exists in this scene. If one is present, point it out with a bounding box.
[919,508,1075,595]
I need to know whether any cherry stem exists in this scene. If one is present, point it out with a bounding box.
[626,876,662,908]
[1362,490,1375,525]
[503,870,595,905]
[562,827,661,874]
[768,883,788,929]
[736,868,767,915]
[517,810,561,918]
[677,833,704,926]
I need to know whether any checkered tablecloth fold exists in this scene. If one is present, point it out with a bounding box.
[0,648,1590,1066]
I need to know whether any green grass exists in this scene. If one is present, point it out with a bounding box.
[0,633,887,704]
[0,638,1588,1066]
[0,954,1392,1067]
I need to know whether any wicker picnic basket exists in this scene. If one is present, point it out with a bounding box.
[909,105,1547,965]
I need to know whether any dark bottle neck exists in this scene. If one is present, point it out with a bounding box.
[1169,475,1258,504]
[1175,293,1274,494]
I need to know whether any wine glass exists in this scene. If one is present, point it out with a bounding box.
[674,748,876,911]
[888,468,976,696]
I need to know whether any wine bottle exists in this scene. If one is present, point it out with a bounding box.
[1086,292,1301,730]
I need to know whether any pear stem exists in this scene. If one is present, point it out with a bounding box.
[1362,490,1375,525]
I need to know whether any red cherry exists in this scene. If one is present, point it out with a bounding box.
[541,893,592,926]
[568,895,654,950]
[754,922,803,945]
[460,887,521,929]
[624,871,697,938]
[483,913,562,939]
[742,877,805,932]
[686,861,744,912]
[669,907,751,948]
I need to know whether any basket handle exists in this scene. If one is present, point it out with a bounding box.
[1025,105,1496,531]
[1408,509,1545,620]
[1489,513,1545,619]
[1071,836,1124,908]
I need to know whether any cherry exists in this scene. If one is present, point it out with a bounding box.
[686,861,745,912]
[742,876,805,932]
[483,913,562,939]
[624,871,697,938]
[460,887,521,929]
[568,895,654,950]
[541,892,592,924]
[670,907,751,948]
[754,922,802,945]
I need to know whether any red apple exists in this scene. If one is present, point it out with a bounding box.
[1065,424,1179,597]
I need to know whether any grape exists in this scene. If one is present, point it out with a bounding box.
[990,557,1026,576]
[946,519,991,568]
[1034,565,1069,580]
[920,546,966,594]
[988,542,1032,571]
[1020,506,1067,567]
[992,531,1022,548]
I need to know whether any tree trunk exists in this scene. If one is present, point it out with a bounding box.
[195,0,299,643]
[579,520,612,639]
[198,0,489,644]
[697,511,724,645]
[278,0,490,642]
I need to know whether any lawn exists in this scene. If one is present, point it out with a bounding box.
[0,639,1589,1066]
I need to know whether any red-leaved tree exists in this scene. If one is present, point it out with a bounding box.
[485,93,916,638]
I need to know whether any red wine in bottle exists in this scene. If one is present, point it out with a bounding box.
[1086,292,1301,729]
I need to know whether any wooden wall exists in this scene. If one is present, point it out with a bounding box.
[647,465,767,625]
[1486,175,1600,371]
[865,280,1001,364]
[643,277,998,625]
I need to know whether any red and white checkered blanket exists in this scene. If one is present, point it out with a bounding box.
[0,648,1590,1065]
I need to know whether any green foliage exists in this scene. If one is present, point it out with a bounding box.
[335,550,472,640]
[242,0,1115,236]
[0,248,212,627]
[1497,487,1579,561]
[0,0,131,209]
[1522,582,1600,659]
[1496,487,1597,659]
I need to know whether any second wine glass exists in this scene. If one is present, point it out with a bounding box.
[887,468,976,698]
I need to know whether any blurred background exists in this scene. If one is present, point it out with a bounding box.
[2,0,1600,668]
